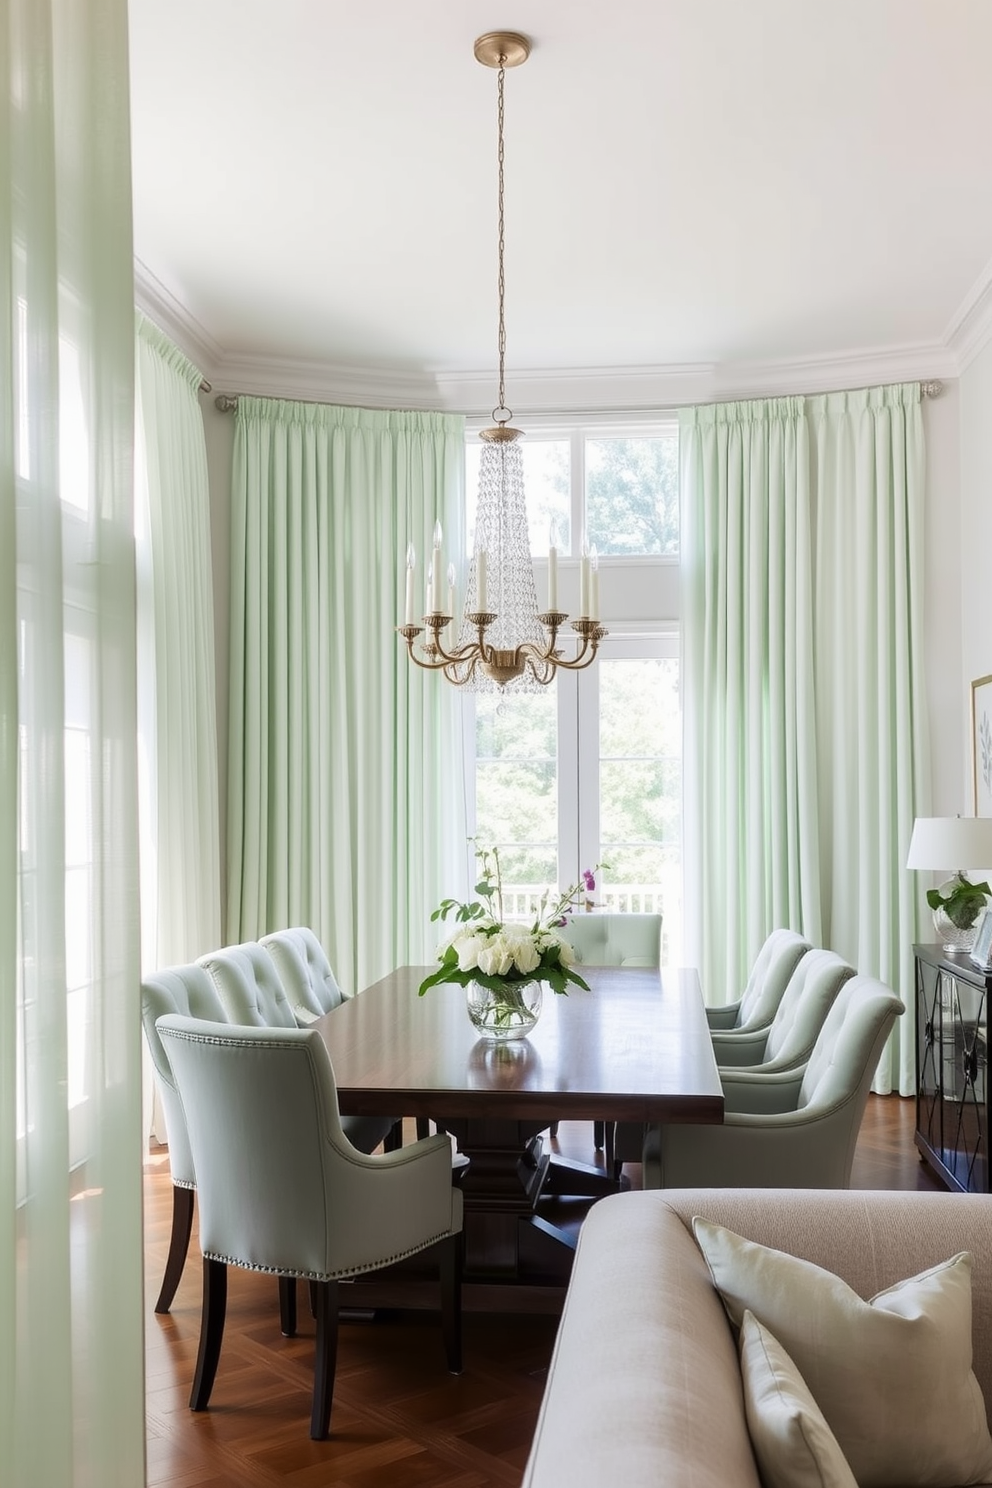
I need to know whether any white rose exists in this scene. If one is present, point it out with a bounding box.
[478,932,514,977]
[510,935,540,975]
[543,931,573,966]
[453,933,484,972]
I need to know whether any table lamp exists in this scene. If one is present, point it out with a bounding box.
[907,816,992,951]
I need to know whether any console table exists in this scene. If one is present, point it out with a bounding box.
[915,943,991,1193]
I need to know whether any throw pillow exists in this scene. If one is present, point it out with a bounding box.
[693,1217,992,1488]
[739,1310,858,1488]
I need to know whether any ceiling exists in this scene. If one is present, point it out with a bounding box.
[128,0,992,409]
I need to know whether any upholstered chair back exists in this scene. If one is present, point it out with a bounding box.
[734,928,812,1030]
[198,940,296,1027]
[260,926,347,1019]
[798,975,904,1114]
[156,1016,462,1280]
[561,913,662,968]
[140,963,229,1186]
[761,949,855,1068]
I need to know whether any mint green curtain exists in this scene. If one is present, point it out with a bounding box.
[135,312,221,967]
[681,384,928,1095]
[809,385,929,1093]
[227,397,466,995]
[1,0,145,1481]
[681,398,821,1001]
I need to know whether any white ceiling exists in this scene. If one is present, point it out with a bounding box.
[128,0,992,409]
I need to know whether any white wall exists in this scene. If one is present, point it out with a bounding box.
[959,344,992,808]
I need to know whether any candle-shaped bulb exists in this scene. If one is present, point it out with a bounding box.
[547,531,559,612]
[430,524,443,612]
[404,543,416,624]
[476,551,488,613]
[590,545,600,620]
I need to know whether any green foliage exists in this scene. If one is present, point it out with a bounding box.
[926,873,992,930]
[586,436,679,556]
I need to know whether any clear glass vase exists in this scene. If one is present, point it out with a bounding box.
[465,979,543,1040]
[933,905,980,954]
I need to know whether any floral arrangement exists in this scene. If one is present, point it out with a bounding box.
[419,844,596,998]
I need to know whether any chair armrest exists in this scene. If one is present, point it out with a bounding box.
[705,1001,742,1030]
[710,1028,771,1065]
[720,1069,804,1114]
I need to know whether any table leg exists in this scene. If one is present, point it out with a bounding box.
[438,1118,550,1278]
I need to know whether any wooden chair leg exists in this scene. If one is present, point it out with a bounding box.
[154,1184,195,1314]
[383,1119,404,1152]
[416,1117,431,1140]
[438,1233,463,1376]
[190,1258,227,1411]
[310,1279,339,1440]
[593,1120,605,1149]
[549,1121,559,1138]
[308,1279,318,1317]
[279,1275,297,1336]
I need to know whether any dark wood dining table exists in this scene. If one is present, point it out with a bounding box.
[314,964,723,1301]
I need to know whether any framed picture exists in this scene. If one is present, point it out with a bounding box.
[970,907,992,972]
[972,675,992,817]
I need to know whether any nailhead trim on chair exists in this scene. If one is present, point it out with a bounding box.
[202,1226,458,1281]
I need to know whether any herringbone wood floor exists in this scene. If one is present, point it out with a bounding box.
[144,1098,940,1487]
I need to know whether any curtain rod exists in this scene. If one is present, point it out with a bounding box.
[212,380,944,416]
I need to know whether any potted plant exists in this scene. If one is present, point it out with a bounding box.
[927,872,992,951]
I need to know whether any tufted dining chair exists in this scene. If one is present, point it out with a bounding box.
[259,925,349,1021]
[642,974,904,1190]
[704,928,812,1034]
[198,939,400,1158]
[260,925,437,1143]
[562,912,663,971]
[555,913,663,1164]
[141,962,232,1313]
[156,1016,464,1440]
[710,946,855,1075]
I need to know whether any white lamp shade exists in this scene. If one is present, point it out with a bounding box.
[906,816,992,872]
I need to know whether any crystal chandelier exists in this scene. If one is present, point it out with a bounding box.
[397,30,606,690]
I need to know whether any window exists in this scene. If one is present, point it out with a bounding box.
[466,425,678,557]
[464,420,681,962]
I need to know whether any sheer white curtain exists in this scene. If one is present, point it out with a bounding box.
[680,398,821,998]
[135,312,221,968]
[1,0,145,1483]
[227,397,467,995]
[681,384,928,1093]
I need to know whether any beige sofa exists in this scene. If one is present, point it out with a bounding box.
[522,1188,992,1488]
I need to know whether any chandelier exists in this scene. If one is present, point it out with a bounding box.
[397,30,606,689]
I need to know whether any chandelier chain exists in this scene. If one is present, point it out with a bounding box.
[495,56,507,420]
[395,31,607,689]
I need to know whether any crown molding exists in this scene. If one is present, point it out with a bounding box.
[944,252,992,374]
[135,254,968,413]
[133,259,225,380]
[210,352,444,410]
[707,342,958,402]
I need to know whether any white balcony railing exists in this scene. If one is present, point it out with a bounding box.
[501,881,682,966]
